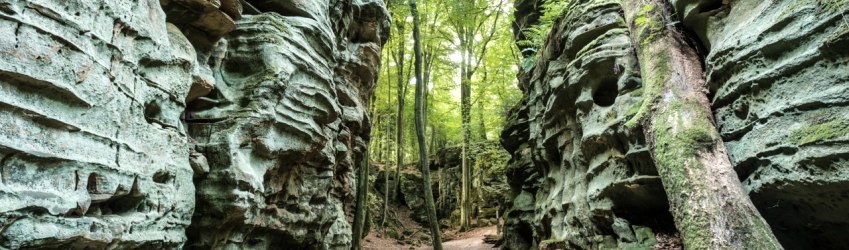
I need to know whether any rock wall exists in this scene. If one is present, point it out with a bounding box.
[688,1,849,248]
[0,0,388,249]
[430,142,510,222]
[502,0,849,249]
[501,1,670,249]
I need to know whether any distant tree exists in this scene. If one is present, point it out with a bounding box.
[445,0,505,231]
[410,0,442,248]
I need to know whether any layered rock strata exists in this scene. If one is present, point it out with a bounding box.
[503,0,849,249]
[185,0,389,249]
[501,1,670,249]
[687,1,849,248]
[0,0,389,249]
[0,0,230,247]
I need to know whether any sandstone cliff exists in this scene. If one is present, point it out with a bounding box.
[502,0,849,249]
[0,0,388,249]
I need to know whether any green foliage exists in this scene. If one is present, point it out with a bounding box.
[370,0,520,164]
[469,141,510,177]
[516,0,570,57]
[633,4,665,45]
[821,0,849,14]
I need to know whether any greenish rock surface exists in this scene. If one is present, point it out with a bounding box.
[504,0,849,249]
[501,1,671,249]
[695,1,849,248]
[0,0,389,249]
[185,1,390,249]
[0,0,237,247]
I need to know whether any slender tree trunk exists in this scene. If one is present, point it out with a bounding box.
[410,0,442,248]
[622,1,782,249]
[459,47,474,231]
[381,55,393,227]
[429,126,436,158]
[393,22,406,203]
[373,115,381,162]
[351,146,370,249]
[477,100,487,141]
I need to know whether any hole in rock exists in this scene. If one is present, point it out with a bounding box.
[517,221,533,243]
[86,177,145,216]
[593,79,619,107]
[144,101,161,123]
[153,170,174,184]
[87,173,100,193]
[734,102,750,119]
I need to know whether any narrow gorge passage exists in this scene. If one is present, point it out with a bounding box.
[1,0,848,250]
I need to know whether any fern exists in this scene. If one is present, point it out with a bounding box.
[516,0,570,72]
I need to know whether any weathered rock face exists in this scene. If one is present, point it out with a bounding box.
[688,1,849,248]
[0,0,388,248]
[185,0,389,249]
[368,142,509,228]
[501,1,671,249]
[431,142,510,222]
[0,0,232,247]
[503,0,849,249]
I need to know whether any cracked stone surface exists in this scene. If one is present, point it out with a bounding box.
[184,0,389,249]
[503,0,849,249]
[0,0,388,248]
[0,0,204,248]
[501,1,671,249]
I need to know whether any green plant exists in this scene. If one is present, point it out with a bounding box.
[515,0,571,72]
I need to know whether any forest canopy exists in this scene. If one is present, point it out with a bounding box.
[368,0,521,163]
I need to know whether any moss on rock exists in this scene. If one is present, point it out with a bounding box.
[787,117,849,145]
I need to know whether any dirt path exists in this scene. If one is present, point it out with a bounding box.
[419,226,499,250]
[363,225,499,250]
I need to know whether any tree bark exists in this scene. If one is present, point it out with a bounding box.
[410,0,442,248]
[622,1,783,249]
[351,146,369,249]
[477,100,487,141]
[451,1,503,231]
[393,21,406,203]
[459,56,472,231]
[381,53,393,227]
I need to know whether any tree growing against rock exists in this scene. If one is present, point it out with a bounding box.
[622,1,783,248]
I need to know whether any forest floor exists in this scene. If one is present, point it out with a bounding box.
[363,225,498,250]
[362,202,500,250]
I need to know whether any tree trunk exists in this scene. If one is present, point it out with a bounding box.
[410,0,442,248]
[622,1,783,249]
[459,57,472,231]
[381,55,393,227]
[372,115,381,162]
[351,146,369,249]
[477,100,487,141]
[393,22,406,203]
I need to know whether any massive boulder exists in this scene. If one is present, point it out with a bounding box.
[502,0,849,249]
